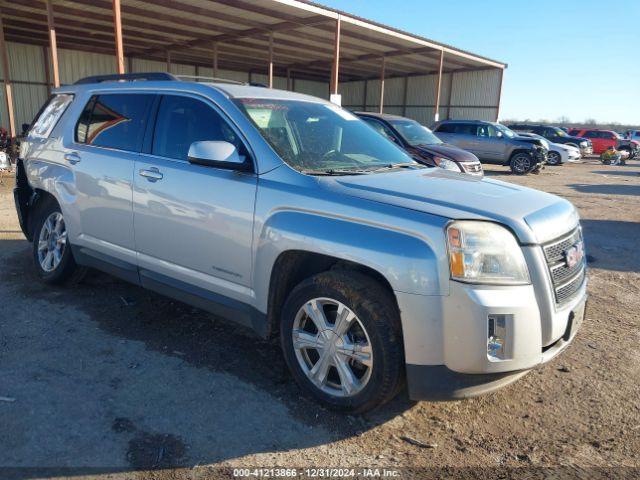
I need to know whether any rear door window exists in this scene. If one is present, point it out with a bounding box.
[29,94,74,139]
[75,93,154,152]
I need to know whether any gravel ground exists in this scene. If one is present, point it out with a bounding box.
[0,159,638,479]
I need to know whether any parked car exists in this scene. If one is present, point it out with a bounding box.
[517,132,581,165]
[15,73,587,413]
[507,123,593,157]
[624,130,640,142]
[355,112,483,176]
[432,120,548,174]
[567,128,639,157]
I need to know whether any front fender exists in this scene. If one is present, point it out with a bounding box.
[252,209,448,313]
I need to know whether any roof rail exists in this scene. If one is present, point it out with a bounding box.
[74,72,178,85]
[174,74,245,85]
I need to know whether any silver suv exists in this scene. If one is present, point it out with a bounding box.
[14,73,587,413]
[433,120,549,175]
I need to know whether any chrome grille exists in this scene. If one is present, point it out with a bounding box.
[462,163,484,175]
[543,228,586,305]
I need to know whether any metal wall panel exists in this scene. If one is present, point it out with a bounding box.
[340,80,365,108]
[250,73,288,90]
[450,69,501,109]
[449,107,497,121]
[0,42,48,130]
[1,42,46,82]
[57,48,115,85]
[293,79,329,99]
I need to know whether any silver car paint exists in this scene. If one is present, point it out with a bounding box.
[21,81,585,376]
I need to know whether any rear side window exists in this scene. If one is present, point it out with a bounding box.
[152,95,244,161]
[436,123,475,134]
[75,93,154,152]
[29,94,74,139]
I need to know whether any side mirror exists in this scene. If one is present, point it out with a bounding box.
[187,141,250,171]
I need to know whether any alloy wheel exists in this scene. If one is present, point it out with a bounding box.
[292,297,373,397]
[548,152,561,165]
[37,212,67,272]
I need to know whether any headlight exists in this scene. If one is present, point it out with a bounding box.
[446,221,530,285]
[433,156,461,172]
[580,141,587,147]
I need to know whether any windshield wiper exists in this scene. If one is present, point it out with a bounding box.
[364,162,422,173]
[301,168,369,176]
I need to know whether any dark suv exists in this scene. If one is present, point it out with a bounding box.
[507,124,592,156]
[355,112,483,176]
[432,120,548,175]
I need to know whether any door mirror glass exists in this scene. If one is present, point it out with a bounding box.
[187,141,248,170]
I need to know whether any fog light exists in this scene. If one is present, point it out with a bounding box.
[488,314,508,360]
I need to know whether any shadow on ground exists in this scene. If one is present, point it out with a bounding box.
[0,239,413,479]
[580,220,640,273]
[590,170,640,177]
[569,183,640,196]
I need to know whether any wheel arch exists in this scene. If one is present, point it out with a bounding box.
[264,250,398,339]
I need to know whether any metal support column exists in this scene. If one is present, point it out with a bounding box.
[212,42,219,78]
[112,0,125,74]
[0,11,16,138]
[45,0,60,88]
[330,15,341,97]
[379,57,386,114]
[434,50,444,122]
[268,32,274,88]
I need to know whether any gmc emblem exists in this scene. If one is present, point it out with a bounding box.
[564,241,584,269]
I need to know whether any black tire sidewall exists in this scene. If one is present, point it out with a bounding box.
[510,153,532,175]
[31,199,78,284]
[280,271,403,413]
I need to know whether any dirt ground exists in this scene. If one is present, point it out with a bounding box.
[0,159,639,479]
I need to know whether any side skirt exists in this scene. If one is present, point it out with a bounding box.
[71,245,268,337]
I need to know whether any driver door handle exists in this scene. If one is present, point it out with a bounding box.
[139,167,163,182]
[64,152,81,165]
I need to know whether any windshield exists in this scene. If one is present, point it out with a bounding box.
[494,124,517,138]
[388,119,443,146]
[233,99,418,174]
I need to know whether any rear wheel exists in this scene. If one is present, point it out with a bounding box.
[547,151,562,166]
[31,198,84,284]
[509,152,532,175]
[280,270,404,413]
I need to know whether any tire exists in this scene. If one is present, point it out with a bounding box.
[280,270,404,413]
[547,151,562,166]
[31,197,84,285]
[509,152,533,175]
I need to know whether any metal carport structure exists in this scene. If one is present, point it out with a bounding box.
[0,0,506,138]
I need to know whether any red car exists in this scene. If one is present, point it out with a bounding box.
[568,128,639,156]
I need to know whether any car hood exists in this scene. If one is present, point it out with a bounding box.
[320,168,578,244]
[412,143,479,162]
[513,135,547,148]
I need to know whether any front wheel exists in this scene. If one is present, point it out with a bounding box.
[509,152,533,175]
[280,271,404,413]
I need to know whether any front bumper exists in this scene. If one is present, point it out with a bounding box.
[406,296,586,401]
[580,146,593,156]
[397,238,588,401]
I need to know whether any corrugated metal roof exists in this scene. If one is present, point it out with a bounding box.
[1,0,506,84]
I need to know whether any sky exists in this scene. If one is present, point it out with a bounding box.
[318,0,640,125]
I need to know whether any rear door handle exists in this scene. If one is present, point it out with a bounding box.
[64,152,81,165]
[139,167,163,182]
